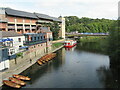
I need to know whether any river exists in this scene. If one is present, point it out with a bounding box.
[2,42,119,88]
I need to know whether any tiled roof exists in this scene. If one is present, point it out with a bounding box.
[40,27,52,33]
[5,8,61,22]
[34,13,53,20]
[0,20,8,23]
[5,8,38,19]
[51,17,62,22]
[34,13,61,22]
[0,31,23,37]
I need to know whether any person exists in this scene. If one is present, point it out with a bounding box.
[30,59,32,63]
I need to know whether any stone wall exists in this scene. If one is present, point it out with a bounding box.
[9,43,47,69]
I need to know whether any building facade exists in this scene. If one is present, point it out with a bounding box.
[0,31,25,55]
[0,7,65,39]
[0,48,9,71]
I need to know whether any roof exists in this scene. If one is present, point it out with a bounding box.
[40,27,52,33]
[24,33,37,35]
[0,31,23,37]
[34,13,61,22]
[4,8,61,22]
[0,20,8,23]
[34,13,53,21]
[51,17,62,22]
[5,8,37,19]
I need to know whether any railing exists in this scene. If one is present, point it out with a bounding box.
[25,26,30,29]
[8,26,15,29]
[24,39,47,46]
[31,27,36,29]
[17,26,23,29]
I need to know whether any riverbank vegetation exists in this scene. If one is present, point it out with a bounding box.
[52,42,63,48]
[65,16,115,33]
[79,36,107,42]
[78,36,108,54]
[108,20,120,68]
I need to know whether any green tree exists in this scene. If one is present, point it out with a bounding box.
[50,22,60,40]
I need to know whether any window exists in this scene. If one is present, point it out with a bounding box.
[18,38,21,42]
[44,36,45,39]
[34,37,36,41]
[31,37,33,41]
[41,36,42,40]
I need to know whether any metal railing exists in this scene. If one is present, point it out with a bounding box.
[24,39,47,46]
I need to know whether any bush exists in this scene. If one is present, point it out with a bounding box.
[16,52,23,58]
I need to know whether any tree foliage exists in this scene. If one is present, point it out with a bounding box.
[65,16,115,33]
[108,20,120,67]
[50,22,60,40]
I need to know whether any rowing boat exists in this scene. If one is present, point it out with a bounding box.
[3,80,21,88]
[13,74,31,80]
[9,77,26,85]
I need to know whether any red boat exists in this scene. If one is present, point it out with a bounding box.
[64,40,77,48]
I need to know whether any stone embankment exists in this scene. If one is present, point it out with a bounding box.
[0,39,65,87]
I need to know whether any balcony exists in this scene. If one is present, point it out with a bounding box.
[31,27,36,29]
[25,26,30,29]
[8,26,15,29]
[24,39,47,46]
[17,26,23,29]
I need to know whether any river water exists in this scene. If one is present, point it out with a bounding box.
[2,42,119,88]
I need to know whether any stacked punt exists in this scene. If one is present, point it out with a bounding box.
[3,74,31,88]
[37,53,56,65]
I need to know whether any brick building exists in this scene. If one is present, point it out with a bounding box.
[0,7,65,54]
[0,8,62,34]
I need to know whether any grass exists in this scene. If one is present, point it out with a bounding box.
[16,52,23,58]
[52,42,63,48]
[79,36,109,54]
[79,36,107,43]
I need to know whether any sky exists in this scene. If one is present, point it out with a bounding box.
[0,0,119,20]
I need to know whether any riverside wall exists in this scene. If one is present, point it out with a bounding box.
[0,40,64,87]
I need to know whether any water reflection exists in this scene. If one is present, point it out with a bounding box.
[2,41,119,88]
[99,20,120,88]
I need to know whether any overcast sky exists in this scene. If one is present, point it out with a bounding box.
[0,0,119,20]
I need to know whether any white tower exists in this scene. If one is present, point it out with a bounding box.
[59,16,65,39]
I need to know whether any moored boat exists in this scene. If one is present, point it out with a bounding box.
[13,74,31,81]
[3,80,21,88]
[37,53,56,65]
[37,61,43,65]
[64,40,77,48]
[9,77,26,86]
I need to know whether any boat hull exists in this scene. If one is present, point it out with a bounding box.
[64,43,76,48]
[3,80,21,88]
[9,77,26,86]
[13,75,31,81]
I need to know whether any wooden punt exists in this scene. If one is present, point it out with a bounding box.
[45,59,49,62]
[9,77,26,86]
[37,61,43,65]
[37,53,56,65]
[13,74,31,81]
[41,60,46,64]
[3,80,21,88]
